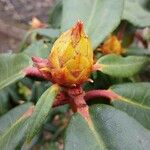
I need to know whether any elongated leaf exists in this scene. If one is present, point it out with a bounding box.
[26,84,60,142]
[61,0,124,49]
[0,116,29,150]
[126,47,150,56]
[20,28,59,52]
[0,84,26,115]
[32,28,60,38]
[30,81,50,103]
[48,0,63,28]
[19,31,32,52]
[0,88,9,115]
[0,102,32,136]
[65,105,150,150]
[0,103,33,150]
[97,54,148,77]
[109,82,150,129]
[123,0,150,27]
[0,53,32,90]
[24,40,51,58]
[137,0,150,9]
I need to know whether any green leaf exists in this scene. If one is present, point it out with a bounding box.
[97,54,148,77]
[0,116,29,150]
[0,102,32,136]
[61,0,124,49]
[0,53,32,90]
[65,105,150,150]
[19,28,59,52]
[32,28,60,38]
[19,31,32,52]
[30,81,50,103]
[48,0,63,28]
[123,0,150,27]
[110,82,150,129]
[24,40,51,58]
[26,84,60,142]
[0,88,9,115]
[0,103,33,150]
[126,47,150,56]
[0,85,19,115]
[0,83,23,115]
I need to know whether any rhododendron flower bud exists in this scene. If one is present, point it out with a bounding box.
[48,21,93,87]
[100,35,124,55]
[30,17,47,29]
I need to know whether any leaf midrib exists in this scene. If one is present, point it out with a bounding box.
[0,115,27,144]
[113,95,150,110]
[0,72,24,90]
[28,89,52,134]
[88,117,108,150]
[100,61,145,68]
[27,87,58,141]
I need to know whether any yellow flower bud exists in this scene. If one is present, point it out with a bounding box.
[100,35,124,55]
[48,21,93,87]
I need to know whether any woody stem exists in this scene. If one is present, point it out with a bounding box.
[134,32,148,48]
[66,87,90,121]
[84,90,118,101]
[117,22,127,40]
[53,89,118,108]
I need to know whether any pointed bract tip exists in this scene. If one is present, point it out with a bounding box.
[74,21,83,32]
[72,21,83,34]
[30,17,46,29]
[32,56,43,63]
[71,21,84,46]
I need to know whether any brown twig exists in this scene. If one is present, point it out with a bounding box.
[66,87,90,122]
[53,92,69,107]
[117,22,127,40]
[134,32,148,48]
[84,89,119,101]
[52,89,119,108]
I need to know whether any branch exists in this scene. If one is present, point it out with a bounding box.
[117,22,127,40]
[52,89,119,108]
[135,32,148,48]
[84,90,119,101]
[53,92,69,107]
[67,87,90,122]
